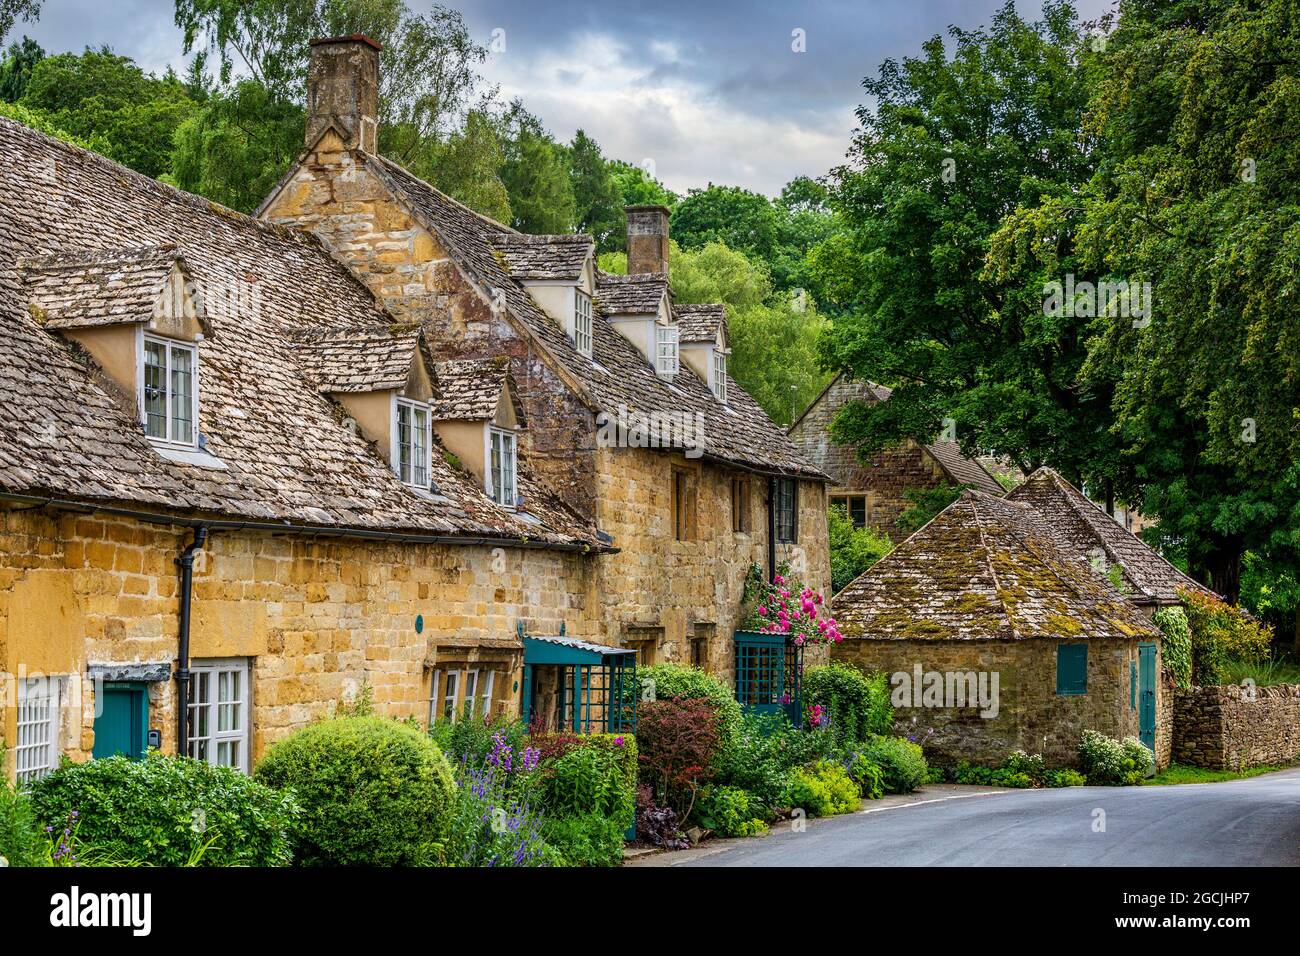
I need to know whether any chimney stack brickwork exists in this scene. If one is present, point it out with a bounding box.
[306,35,381,152]
[625,204,671,275]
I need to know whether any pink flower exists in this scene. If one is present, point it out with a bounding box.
[773,574,785,585]
[758,605,768,616]
[794,635,805,646]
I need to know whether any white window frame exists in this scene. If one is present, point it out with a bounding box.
[393,397,433,488]
[140,332,200,447]
[656,324,680,379]
[712,348,728,403]
[15,676,61,785]
[574,289,593,358]
[441,670,460,721]
[479,670,495,717]
[187,658,250,773]
[487,426,518,508]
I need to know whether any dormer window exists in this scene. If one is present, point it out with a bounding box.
[574,290,593,358]
[143,334,199,446]
[489,426,517,508]
[712,348,728,403]
[395,398,432,487]
[656,325,680,379]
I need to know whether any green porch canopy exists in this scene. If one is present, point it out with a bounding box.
[521,635,637,734]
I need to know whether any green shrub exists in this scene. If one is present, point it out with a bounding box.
[632,663,742,753]
[802,663,893,746]
[430,713,529,768]
[0,777,42,867]
[29,753,296,866]
[846,753,885,799]
[539,733,636,827]
[861,735,928,793]
[254,716,455,866]
[695,785,769,837]
[715,713,839,812]
[1153,606,1192,688]
[541,813,625,867]
[1045,769,1087,787]
[951,755,1087,789]
[828,504,894,593]
[783,760,861,817]
[1078,729,1154,786]
[1180,588,1273,685]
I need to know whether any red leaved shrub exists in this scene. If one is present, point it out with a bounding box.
[636,698,721,819]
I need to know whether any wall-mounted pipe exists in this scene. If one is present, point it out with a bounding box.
[174,525,208,756]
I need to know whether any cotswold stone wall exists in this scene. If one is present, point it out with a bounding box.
[1172,683,1300,770]
[0,505,596,778]
[832,636,1162,768]
[787,377,951,542]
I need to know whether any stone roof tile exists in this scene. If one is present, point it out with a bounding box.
[20,245,181,330]
[492,233,593,281]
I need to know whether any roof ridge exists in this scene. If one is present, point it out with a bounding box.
[371,151,522,235]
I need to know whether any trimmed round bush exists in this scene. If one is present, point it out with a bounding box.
[254,716,455,866]
[633,663,743,752]
[861,735,929,793]
[1077,729,1154,785]
[28,752,297,866]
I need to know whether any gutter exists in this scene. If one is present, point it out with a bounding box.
[0,493,616,554]
[174,525,207,755]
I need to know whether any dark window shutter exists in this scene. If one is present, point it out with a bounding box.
[1056,644,1088,695]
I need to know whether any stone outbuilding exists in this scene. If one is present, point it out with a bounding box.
[832,490,1167,768]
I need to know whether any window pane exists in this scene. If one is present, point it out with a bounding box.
[412,406,429,487]
[169,345,193,442]
[144,340,168,439]
[397,403,412,483]
[850,497,867,527]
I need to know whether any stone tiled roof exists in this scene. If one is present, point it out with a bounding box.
[833,489,1156,641]
[492,234,593,281]
[1007,468,1216,604]
[923,439,1005,496]
[295,327,422,393]
[0,116,599,547]
[674,303,727,344]
[365,153,824,478]
[594,271,668,315]
[433,357,513,421]
[20,244,184,330]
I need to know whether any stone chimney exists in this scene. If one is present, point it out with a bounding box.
[626,205,670,275]
[306,35,381,152]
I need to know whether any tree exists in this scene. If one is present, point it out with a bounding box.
[418,108,511,223]
[20,49,197,178]
[607,158,678,209]
[569,129,623,252]
[168,79,305,213]
[0,0,40,46]
[0,34,41,102]
[828,504,893,594]
[175,0,486,162]
[497,103,574,234]
[818,2,1101,484]
[672,184,780,263]
[1070,0,1300,600]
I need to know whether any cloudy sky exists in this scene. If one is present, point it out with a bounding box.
[16,0,1115,196]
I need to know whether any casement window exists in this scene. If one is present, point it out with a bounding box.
[672,468,696,541]
[775,477,798,543]
[731,476,750,533]
[623,627,662,666]
[395,398,432,488]
[1056,644,1088,696]
[15,676,60,785]
[142,335,198,446]
[489,427,517,507]
[832,494,868,528]
[712,349,727,403]
[655,324,680,379]
[429,668,498,723]
[188,658,250,772]
[574,289,593,357]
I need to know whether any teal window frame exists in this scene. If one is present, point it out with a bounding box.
[1056,643,1088,695]
[1130,659,1137,709]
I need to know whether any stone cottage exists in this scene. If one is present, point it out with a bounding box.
[787,373,1004,542]
[258,36,830,685]
[831,490,1168,768]
[0,38,826,783]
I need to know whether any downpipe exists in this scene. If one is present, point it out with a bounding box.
[174,525,209,756]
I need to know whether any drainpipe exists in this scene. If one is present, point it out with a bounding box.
[175,525,209,756]
[767,476,777,582]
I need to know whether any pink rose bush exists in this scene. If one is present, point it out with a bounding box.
[739,563,842,646]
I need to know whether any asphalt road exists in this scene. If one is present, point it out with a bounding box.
[663,769,1300,866]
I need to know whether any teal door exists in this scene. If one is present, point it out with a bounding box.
[92,683,148,759]
[1138,643,1156,751]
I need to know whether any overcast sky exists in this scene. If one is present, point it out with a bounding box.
[16,0,1116,196]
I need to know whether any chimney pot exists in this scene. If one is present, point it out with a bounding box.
[306,35,382,152]
[625,204,670,276]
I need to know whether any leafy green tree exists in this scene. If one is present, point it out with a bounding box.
[418,107,511,223]
[0,98,109,152]
[897,483,963,535]
[828,504,893,593]
[569,128,623,251]
[0,34,41,102]
[819,2,1101,485]
[672,183,779,263]
[497,103,574,234]
[607,158,678,209]
[176,0,485,161]
[0,0,40,46]
[20,49,197,178]
[168,79,305,213]
[1072,0,1300,600]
